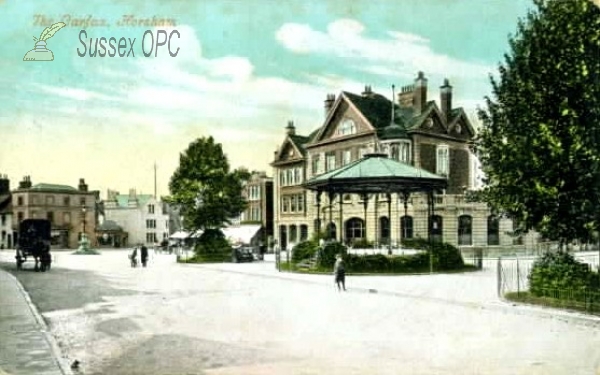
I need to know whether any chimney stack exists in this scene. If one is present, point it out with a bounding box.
[19,176,32,189]
[285,120,296,136]
[78,178,88,192]
[0,174,9,194]
[398,84,414,108]
[324,94,335,118]
[440,78,452,123]
[413,71,428,115]
[361,85,374,98]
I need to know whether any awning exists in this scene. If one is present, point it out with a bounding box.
[222,225,262,245]
[169,230,190,240]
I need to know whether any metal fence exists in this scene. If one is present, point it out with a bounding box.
[497,251,600,313]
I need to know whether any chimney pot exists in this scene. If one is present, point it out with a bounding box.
[286,121,296,136]
[440,78,453,123]
[414,71,428,115]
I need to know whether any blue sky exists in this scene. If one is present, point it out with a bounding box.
[0,0,533,198]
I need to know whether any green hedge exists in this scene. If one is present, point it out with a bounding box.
[318,242,348,268]
[529,251,599,299]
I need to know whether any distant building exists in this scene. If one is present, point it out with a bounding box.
[11,176,100,248]
[238,171,273,245]
[0,174,14,249]
[102,189,170,246]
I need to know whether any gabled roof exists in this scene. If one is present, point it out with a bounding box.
[342,91,395,130]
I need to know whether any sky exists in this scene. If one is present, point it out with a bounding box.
[0,0,534,199]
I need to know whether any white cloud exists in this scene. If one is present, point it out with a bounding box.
[276,19,494,79]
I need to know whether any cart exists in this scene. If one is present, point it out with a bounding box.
[15,219,52,271]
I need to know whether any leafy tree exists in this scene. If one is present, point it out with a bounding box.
[166,136,250,231]
[475,0,600,245]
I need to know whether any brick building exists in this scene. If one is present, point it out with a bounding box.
[11,176,99,248]
[271,71,519,251]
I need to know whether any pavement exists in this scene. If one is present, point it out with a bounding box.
[0,266,71,375]
[2,249,600,375]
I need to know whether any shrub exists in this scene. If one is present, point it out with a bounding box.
[318,241,347,268]
[529,251,598,298]
[401,238,464,270]
[350,238,374,248]
[291,240,318,263]
[193,228,232,262]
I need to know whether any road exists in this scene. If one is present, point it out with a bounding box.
[1,249,600,375]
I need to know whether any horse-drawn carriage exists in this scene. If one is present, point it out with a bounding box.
[15,219,52,271]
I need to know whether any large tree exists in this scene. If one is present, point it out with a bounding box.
[167,136,250,231]
[475,0,600,244]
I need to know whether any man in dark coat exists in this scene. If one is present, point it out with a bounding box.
[140,244,148,267]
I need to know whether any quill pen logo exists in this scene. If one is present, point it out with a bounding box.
[23,22,66,61]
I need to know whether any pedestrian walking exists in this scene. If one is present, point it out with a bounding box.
[140,244,148,267]
[334,253,346,291]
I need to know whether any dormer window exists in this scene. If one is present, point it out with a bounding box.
[336,118,356,137]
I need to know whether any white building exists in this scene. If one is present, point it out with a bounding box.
[103,189,170,246]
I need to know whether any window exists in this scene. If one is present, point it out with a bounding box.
[342,150,352,165]
[80,197,86,206]
[17,212,24,223]
[436,145,449,176]
[345,218,365,242]
[281,197,289,213]
[343,194,352,202]
[458,215,472,245]
[399,141,411,163]
[63,212,71,224]
[429,215,443,242]
[47,211,54,224]
[279,170,286,186]
[326,152,336,172]
[146,219,156,229]
[148,204,155,214]
[297,195,304,213]
[46,195,55,205]
[379,216,390,241]
[336,118,356,137]
[400,216,413,239]
[290,225,298,243]
[63,196,70,206]
[311,155,320,175]
[300,225,308,241]
[17,196,23,206]
[294,168,302,185]
[487,215,500,245]
[32,196,40,205]
[249,185,261,201]
[146,233,157,243]
[290,196,297,212]
[0,214,5,226]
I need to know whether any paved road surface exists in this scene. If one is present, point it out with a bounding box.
[1,249,600,375]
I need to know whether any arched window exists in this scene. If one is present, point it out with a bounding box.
[345,217,365,243]
[400,215,413,240]
[326,222,337,240]
[279,225,287,251]
[379,216,390,243]
[289,225,298,244]
[458,215,472,245]
[300,225,309,241]
[429,215,443,243]
[487,215,499,245]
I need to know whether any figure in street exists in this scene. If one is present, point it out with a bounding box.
[141,244,148,267]
[334,253,346,291]
[129,247,138,268]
